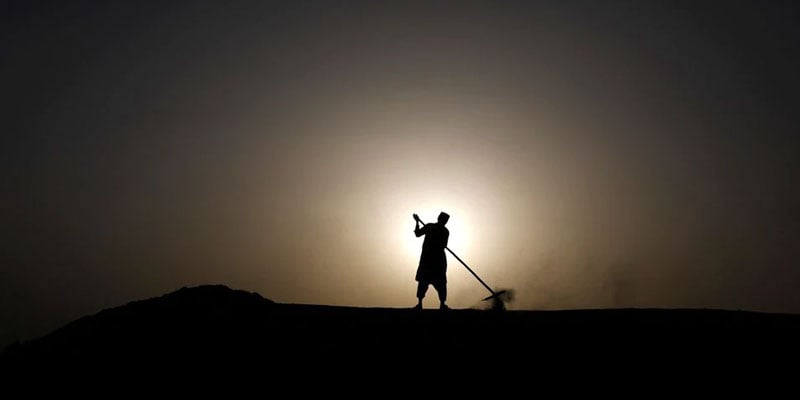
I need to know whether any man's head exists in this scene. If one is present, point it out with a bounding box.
[438,212,450,225]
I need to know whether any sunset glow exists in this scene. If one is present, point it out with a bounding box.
[4,1,799,346]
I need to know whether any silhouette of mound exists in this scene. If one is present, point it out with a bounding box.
[2,285,274,366]
[3,284,800,374]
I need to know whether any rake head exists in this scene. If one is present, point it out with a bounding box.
[481,289,513,311]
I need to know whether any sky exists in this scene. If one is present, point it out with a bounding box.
[2,0,800,345]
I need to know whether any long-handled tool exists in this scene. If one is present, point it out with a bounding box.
[414,214,509,308]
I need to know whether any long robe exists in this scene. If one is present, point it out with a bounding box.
[414,223,449,284]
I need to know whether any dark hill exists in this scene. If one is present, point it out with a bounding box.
[3,285,800,374]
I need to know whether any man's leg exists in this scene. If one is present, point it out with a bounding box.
[415,281,429,309]
[433,281,448,309]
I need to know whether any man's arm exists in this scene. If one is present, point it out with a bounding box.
[413,214,428,237]
[415,222,429,237]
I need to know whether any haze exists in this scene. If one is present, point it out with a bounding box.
[3,1,799,346]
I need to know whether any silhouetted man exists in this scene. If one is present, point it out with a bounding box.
[413,212,450,310]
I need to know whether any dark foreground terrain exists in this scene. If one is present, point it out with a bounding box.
[3,285,799,377]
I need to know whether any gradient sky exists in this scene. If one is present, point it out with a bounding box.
[3,0,800,345]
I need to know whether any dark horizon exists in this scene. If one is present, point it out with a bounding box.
[3,0,800,346]
[5,284,799,370]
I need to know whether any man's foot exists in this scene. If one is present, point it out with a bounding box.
[413,304,422,310]
[439,304,450,310]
